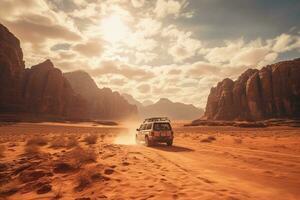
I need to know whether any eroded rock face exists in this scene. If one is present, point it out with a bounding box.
[0,24,87,119]
[204,58,300,120]
[0,23,133,120]
[22,60,87,119]
[205,78,235,120]
[64,70,137,120]
[0,24,25,112]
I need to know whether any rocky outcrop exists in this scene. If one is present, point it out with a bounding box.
[204,58,300,120]
[64,71,137,120]
[0,24,25,112]
[0,24,87,120]
[22,60,87,118]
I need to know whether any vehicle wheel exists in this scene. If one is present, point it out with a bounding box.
[166,140,173,146]
[145,136,151,147]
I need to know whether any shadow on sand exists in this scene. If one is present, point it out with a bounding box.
[150,144,194,152]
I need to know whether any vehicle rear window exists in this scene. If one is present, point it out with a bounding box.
[153,123,171,131]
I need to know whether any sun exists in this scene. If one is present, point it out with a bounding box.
[101,15,130,43]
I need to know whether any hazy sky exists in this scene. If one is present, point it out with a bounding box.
[1,0,299,107]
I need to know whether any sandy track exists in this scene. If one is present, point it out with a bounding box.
[0,123,299,200]
[128,140,300,200]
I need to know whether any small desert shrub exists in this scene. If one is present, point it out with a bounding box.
[74,168,108,192]
[68,147,97,167]
[0,145,6,157]
[201,135,216,143]
[26,136,48,146]
[50,136,78,149]
[50,137,66,148]
[84,134,98,145]
[53,162,75,173]
[67,136,78,147]
[24,144,40,154]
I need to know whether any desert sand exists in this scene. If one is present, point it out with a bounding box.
[0,122,299,200]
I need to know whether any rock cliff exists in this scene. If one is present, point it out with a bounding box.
[0,24,24,112]
[23,60,87,118]
[0,24,87,120]
[204,58,300,120]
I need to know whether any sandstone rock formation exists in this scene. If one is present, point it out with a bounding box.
[0,24,25,112]
[64,70,137,120]
[204,58,300,120]
[0,24,87,120]
[23,60,87,118]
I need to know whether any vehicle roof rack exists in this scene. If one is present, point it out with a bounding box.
[143,117,171,123]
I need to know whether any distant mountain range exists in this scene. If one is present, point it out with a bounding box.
[122,94,204,120]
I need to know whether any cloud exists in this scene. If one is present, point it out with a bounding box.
[3,16,81,43]
[204,39,244,63]
[51,43,71,51]
[167,69,182,75]
[163,25,202,62]
[135,52,158,64]
[230,47,270,66]
[137,83,151,93]
[57,51,77,60]
[91,61,155,80]
[0,0,48,19]
[186,62,220,77]
[131,0,145,8]
[109,76,127,85]
[72,39,104,57]
[201,37,290,67]
[272,33,300,53]
[154,0,182,18]
[168,40,201,62]
[136,18,162,37]
[126,33,158,51]
[69,3,100,18]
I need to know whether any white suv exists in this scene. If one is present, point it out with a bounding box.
[136,117,174,146]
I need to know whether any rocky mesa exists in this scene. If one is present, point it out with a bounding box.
[204,58,300,121]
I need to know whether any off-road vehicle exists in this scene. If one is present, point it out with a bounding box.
[136,117,174,146]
